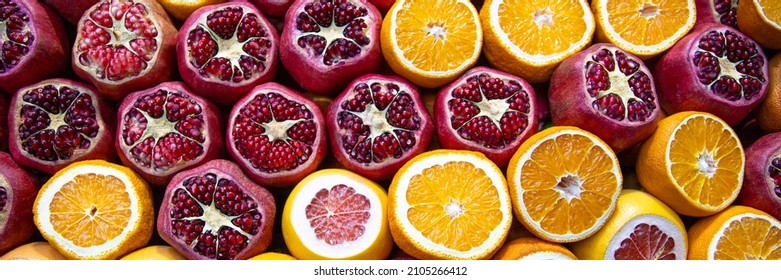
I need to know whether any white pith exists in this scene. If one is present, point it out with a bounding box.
[488,0,594,64]
[604,215,687,260]
[261,119,304,143]
[596,0,696,54]
[425,23,448,42]
[0,175,10,229]
[289,173,384,259]
[755,0,781,30]
[520,251,575,260]
[708,213,781,259]
[35,165,142,258]
[697,150,718,178]
[639,2,660,18]
[445,199,466,219]
[532,7,555,28]
[471,94,514,129]
[392,152,512,259]
[552,175,584,202]
[295,0,366,61]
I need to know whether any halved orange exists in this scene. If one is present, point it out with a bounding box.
[636,111,744,217]
[738,0,781,49]
[381,0,482,88]
[507,126,622,243]
[592,0,696,59]
[492,237,577,260]
[688,205,781,260]
[388,149,512,260]
[480,0,595,83]
[33,160,154,260]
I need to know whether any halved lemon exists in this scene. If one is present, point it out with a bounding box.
[738,0,781,49]
[492,237,577,260]
[688,205,781,260]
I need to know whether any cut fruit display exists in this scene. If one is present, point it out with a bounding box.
[570,189,688,260]
[282,169,393,260]
[688,205,781,260]
[636,111,744,217]
[388,149,512,260]
[507,126,622,243]
[492,237,577,260]
[737,0,781,49]
[480,0,595,83]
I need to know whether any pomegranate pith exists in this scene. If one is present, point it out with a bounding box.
[0,152,39,255]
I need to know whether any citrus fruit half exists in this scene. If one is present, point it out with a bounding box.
[688,205,781,260]
[0,242,66,260]
[737,0,781,49]
[755,52,781,133]
[492,237,577,260]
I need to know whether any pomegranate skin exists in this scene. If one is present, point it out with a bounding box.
[250,0,293,18]
[177,2,280,106]
[157,159,276,260]
[654,23,769,127]
[549,43,661,153]
[737,132,781,221]
[42,0,100,25]
[0,152,39,255]
[694,0,738,28]
[279,0,382,95]
[8,78,117,175]
[0,0,69,94]
[367,0,394,12]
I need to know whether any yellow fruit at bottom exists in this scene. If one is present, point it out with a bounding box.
[248,252,298,260]
[120,245,186,260]
[0,242,67,260]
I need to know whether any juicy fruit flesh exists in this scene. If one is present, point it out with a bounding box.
[605,0,691,46]
[767,157,781,198]
[295,0,372,66]
[0,0,33,74]
[714,215,781,260]
[76,1,160,81]
[49,174,131,248]
[122,89,206,172]
[19,84,100,162]
[406,161,503,252]
[187,6,273,83]
[447,73,531,149]
[305,184,371,245]
[337,82,421,164]
[692,29,766,102]
[585,48,656,122]
[497,0,589,55]
[232,91,318,173]
[613,223,677,260]
[712,0,738,28]
[756,0,781,24]
[169,172,264,260]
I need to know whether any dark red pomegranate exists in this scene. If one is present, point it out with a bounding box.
[178,2,280,106]
[327,74,433,181]
[158,159,276,260]
[227,82,326,187]
[0,152,39,255]
[116,81,224,187]
[0,0,68,94]
[72,0,177,101]
[249,0,294,18]
[0,94,8,151]
[42,0,100,25]
[549,43,661,153]
[654,23,769,127]
[280,0,382,95]
[695,0,739,29]
[8,78,116,175]
[737,132,781,221]
[434,67,539,169]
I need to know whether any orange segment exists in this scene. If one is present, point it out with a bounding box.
[689,206,781,260]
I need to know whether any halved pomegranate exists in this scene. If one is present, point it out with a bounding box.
[654,23,768,127]
[227,82,327,187]
[0,152,39,255]
[42,0,100,25]
[326,74,433,181]
[695,0,739,29]
[280,0,382,95]
[0,95,8,151]
[737,132,781,221]
[157,159,276,260]
[0,0,68,94]
[8,78,116,175]
[434,67,539,169]
[178,2,280,106]
[72,0,177,100]
[116,81,224,187]
[549,43,661,153]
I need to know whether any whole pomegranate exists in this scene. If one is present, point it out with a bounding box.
[654,23,768,127]
[326,74,433,181]
[42,0,100,25]
[157,159,276,260]
[694,0,739,29]
[227,82,326,187]
[280,0,382,95]
[116,81,224,187]
[178,2,280,106]
[549,43,661,153]
[0,0,68,94]
[8,78,116,175]
[72,0,178,101]
[0,152,39,255]
[737,132,781,221]
[434,66,539,169]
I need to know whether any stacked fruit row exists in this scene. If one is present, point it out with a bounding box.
[0,0,780,260]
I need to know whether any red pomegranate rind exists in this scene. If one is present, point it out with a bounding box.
[367,0,395,13]
[158,159,276,260]
[72,0,177,101]
[178,2,280,106]
[737,133,781,221]
[654,23,768,126]
[227,82,327,187]
[0,95,8,151]
[8,79,116,175]
[434,67,539,169]
[326,74,434,181]
[0,0,68,94]
[42,0,100,25]
[116,81,224,187]
[613,223,677,260]
[250,0,293,18]
[305,184,370,245]
[549,43,661,153]
[0,152,39,255]
[279,0,382,95]
[694,0,738,29]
